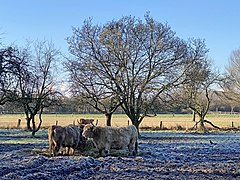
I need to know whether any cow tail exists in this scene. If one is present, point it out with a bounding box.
[51,126,59,147]
[48,126,54,153]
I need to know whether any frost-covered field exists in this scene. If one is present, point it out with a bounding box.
[0,129,240,179]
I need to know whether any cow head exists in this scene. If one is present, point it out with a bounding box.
[77,119,95,125]
[82,124,96,138]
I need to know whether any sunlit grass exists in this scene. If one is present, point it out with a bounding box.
[0,138,47,144]
[0,113,240,130]
[0,129,48,144]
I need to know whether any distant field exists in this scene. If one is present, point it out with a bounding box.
[0,113,240,130]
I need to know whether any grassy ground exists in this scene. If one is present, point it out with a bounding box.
[0,113,240,130]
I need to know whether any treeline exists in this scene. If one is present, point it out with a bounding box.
[1,91,239,114]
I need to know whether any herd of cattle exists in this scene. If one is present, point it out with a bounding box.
[48,119,138,157]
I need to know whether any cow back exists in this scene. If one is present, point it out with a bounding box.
[109,126,137,148]
[62,125,81,148]
[91,126,137,149]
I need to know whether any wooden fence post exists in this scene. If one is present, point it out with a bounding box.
[160,121,163,130]
[95,119,99,126]
[17,119,21,128]
[192,111,196,122]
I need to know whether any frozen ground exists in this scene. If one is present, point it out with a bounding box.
[0,129,240,179]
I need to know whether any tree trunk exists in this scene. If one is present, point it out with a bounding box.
[105,113,112,126]
[32,108,43,136]
[130,117,141,137]
[192,110,196,122]
[199,117,207,132]
[24,107,32,130]
[32,115,36,132]
[199,119,204,129]
[32,119,42,136]
[26,117,31,131]
[130,118,137,128]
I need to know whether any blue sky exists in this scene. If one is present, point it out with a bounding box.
[0,0,240,72]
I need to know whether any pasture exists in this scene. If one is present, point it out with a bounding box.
[0,129,240,179]
[0,114,240,179]
[0,113,240,130]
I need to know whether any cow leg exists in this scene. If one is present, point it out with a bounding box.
[54,143,61,156]
[98,149,102,156]
[134,140,138,155]
[66,147,71,155]
[49,142,54,156]
[99,149,106,157]
[72,147,75,155]
[49,141,53,154]
[128,142,137,156]
[105,150,110,156]
[105,143,111,156]
[128,138,138,156]
[128,143,133,156]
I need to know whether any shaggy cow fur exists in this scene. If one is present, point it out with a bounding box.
[82,125,138,156]
[48,125,84,156]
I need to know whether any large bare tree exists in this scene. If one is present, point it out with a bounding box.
[67,15,209,129]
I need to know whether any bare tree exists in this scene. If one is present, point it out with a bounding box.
[0,47,28,105]
[222,48,240,108]
[15,41,62,135]
[67,15,209,130]
[180,58,221,131]
[213,91,239,114]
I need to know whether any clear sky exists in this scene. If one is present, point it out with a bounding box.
[0,0,240,72]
